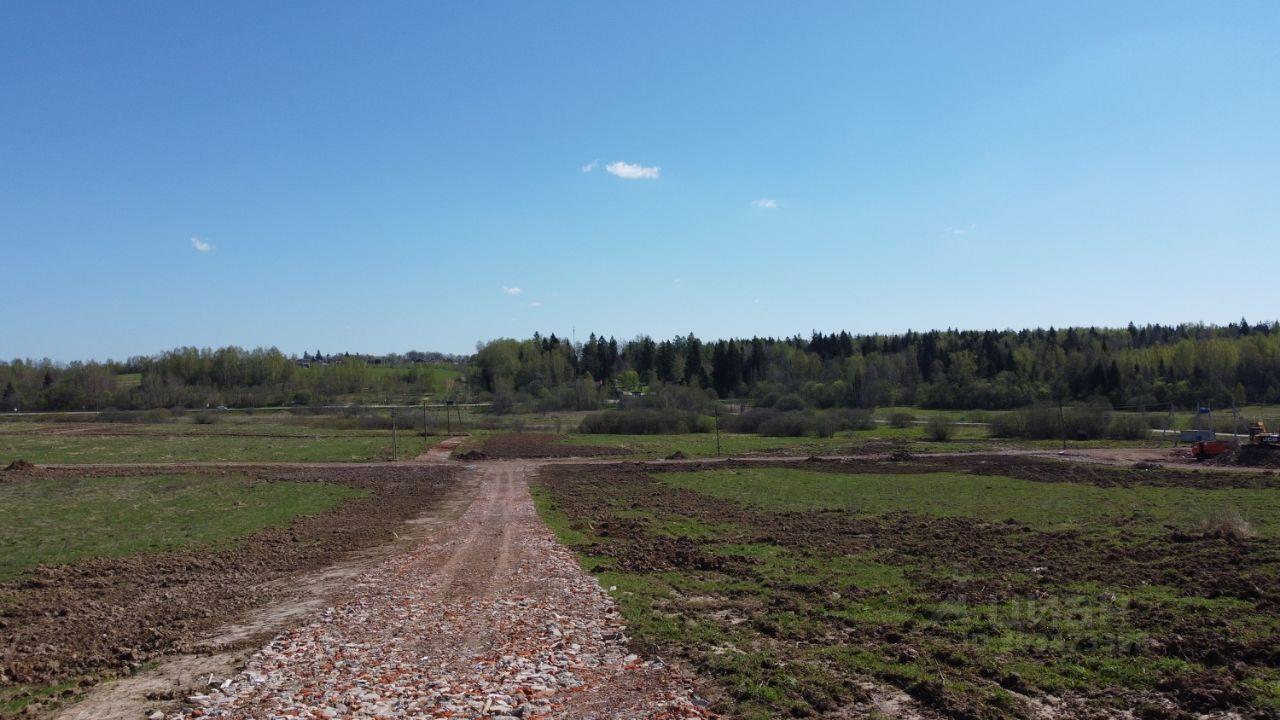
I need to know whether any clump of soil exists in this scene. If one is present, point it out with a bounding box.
[0,464,461,694]
[479,433,629,459]
[3,458,36,473]
[666,451,688,460]
[1212,445,1280,469]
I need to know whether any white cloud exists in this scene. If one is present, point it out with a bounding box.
[752,198,778,209]
[191,237,213,252]
[605,161,660,180]
[529,301,542,308]
[581,159,599,172]
[502,286,522,296]
[948,223,977,236]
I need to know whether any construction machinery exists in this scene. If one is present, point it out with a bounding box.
[1248,420,1280,447]
[1192,419,1279,460]
[1191,438,1234,460]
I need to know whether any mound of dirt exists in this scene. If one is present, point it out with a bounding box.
[480,433,629,459]
[3,458,36,472]
[666,451,688,460]
[1213,445,1280,469]
[454,449,488,461]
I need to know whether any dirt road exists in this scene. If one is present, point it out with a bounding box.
[164,461,710,719]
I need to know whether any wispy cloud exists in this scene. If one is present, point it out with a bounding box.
[581,159,599,172]
[751,198,778,209]
[947,223,977,236]
[605,161,660,180]
[529,301,542,308]
[191,237,213,253]
[502,286,522,296]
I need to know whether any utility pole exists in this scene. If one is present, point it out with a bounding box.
[715,406,721,456]
[1232,400,1240,448]
[391,409,398,461]
[1058,400,1067,453]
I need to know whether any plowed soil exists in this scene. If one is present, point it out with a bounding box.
[1,464,461,698]
[534,455,1280,719]
[477,433,629,459]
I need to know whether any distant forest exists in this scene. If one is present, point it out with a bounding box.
[4,321,1279,412]
[473,321,1280,412]
[0,349,463,411]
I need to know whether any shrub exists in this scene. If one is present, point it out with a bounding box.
[774,394,807,412]
[1106,413,1149,440]
[140,408,172,424]
[725,408,782,434]
[826,408,875,431]
[888,412,916,429]
[757,411,814,437]
[924,416,955,441]
[579,408,710,435]
[192,412,218,425]
[1063,402,1111,440]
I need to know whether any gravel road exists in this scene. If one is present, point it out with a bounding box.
[172,461,712,719]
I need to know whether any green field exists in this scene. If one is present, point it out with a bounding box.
[559,422,1120,459]
[0,474,364,581]
[535,460,1280,717]
[663,468,1280,536]
[0,430,430,463]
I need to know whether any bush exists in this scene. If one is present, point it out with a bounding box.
[725,408,782,434]
[758,411,815,437]
[578,408,710,435]
[924,416,955,441]
[1107,413,1150,440]
[140,408,172,424]
[826,408,875,431]
[756,410,840,438]
[888,411,916,429]
[192,411,219,425]
[774,394,807,412]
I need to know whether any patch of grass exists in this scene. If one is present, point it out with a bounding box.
[0,474,365,580]
[660,468,1280,536]
[0,678,83,716]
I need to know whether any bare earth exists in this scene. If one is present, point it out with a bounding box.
[165,460,710,719]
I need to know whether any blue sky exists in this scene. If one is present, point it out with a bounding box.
[2,2,1278,360]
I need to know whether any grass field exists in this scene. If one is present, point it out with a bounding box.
[0,414,439,463]
[0,474,365,581]
[663,468,1280,536]
[534,458,1280,718]
[0,430,430,463]
[559,423,1147,459]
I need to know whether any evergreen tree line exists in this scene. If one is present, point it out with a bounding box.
[472,320,1280,411]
